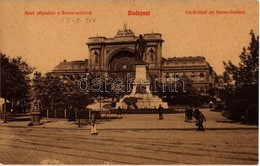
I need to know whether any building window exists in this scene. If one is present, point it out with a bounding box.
[191,72,195,79]
[200,87,205,94]
[200,72,205,81]
[175,73,179,79]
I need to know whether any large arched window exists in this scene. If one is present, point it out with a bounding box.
[200,72,205,81]
[93,50,99,65]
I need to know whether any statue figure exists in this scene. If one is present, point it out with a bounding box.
[93,50,99,64]
[123,22,128,31]
[135,34,147,62]
[148,47,155,61]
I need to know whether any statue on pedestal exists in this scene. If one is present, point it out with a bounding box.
[115,34,169,110]
[135,34,147,62]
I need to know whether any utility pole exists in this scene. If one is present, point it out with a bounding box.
[99,95,102,112]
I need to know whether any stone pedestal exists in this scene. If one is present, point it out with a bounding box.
[31,111,41,125]
[116,62,168,109]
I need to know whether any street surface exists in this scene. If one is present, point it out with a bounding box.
[0,126,258,164]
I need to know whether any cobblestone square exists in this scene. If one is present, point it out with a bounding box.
[0,109,258,164]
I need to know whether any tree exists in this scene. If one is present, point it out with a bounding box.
[207,87,216,97]
[1,54,34,109]
[36,73,93,118]
[159,74,202,106]
[223,30,259,123]
[1,53,34,122]
[12,57,35,112]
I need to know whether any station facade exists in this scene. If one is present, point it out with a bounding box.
[52,26,219,95]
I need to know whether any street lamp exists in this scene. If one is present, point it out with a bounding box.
[92,68,103,112]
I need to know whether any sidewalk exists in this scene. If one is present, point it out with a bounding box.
[0,109,258,131]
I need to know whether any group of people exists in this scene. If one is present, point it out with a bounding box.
[185,106,206,131]
[90,105,206,135]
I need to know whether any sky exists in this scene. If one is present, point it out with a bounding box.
[0,0,258,75]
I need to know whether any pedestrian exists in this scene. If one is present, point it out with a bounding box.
[118,106,122,116]
[68,106,75,122]
[184,106,189,122]
[196,111,206,131]
[187,106,193,122]
[90,112,98,135]
[209,100,213,108]
[158,104,164,120]
[193,108,200,121]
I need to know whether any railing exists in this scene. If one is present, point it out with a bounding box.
[41,109,110,120]
[89,109,110,121]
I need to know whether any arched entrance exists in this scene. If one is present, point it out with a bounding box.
[108,51,136,91]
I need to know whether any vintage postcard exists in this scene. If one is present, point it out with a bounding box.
[0,0,258,165]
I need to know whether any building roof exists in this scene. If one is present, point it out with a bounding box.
[87,24,163,45]
[162,56,211,69]
[52,60,88,73]
[167,56,205,61]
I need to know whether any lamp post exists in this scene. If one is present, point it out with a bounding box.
[93,68,103,112]
[3,98,6,123]
[99,94,102,111]
[99,70,104,112]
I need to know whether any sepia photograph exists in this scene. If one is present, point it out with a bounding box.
[0,0,259,164]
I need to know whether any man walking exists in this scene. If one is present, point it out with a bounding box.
[184,106,189,122]
[117,106,122,116]
[196,111,206,131]
[158,104,164,120]
[90,112,98,135]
